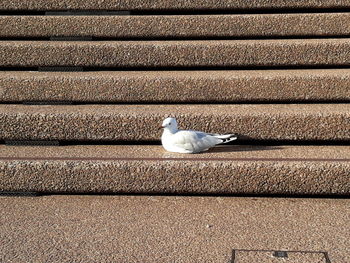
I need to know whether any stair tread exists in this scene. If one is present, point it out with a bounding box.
[1,195,349,262]
[0,104,349,141]
[1,69,350,102]
[2,13,350,38]
[1,39,350,67]
[1,0,350,11]
[1,145,349,195]
[1,144,350,159]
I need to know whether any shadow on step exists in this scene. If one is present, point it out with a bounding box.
[209,135,282,153]
[209,144,282,153]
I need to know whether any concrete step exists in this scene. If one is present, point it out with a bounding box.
[0,104,349,141]
[1,39,350,68]
[1,145,349,195]
[1,0,350,11]
[1,69,350,103]
[2,13,350,38]
[1,195,349,262]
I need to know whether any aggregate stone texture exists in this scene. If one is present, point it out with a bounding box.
[1,70,350,102]
[1,0,350,10]
[1,39,350,67]
[2,13,350,38]
[233,250,328,263]
[0,145,349,195]
[0,104,349,141]
[0,196,349,263]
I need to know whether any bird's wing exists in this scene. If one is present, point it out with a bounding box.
[172,130,221,152]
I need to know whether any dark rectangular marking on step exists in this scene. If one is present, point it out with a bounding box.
[45,11,131,16]
[38,66,85,72]
[273,251,288,258]
[23,101,73,105]
[231,249,331,263]
[0,192,39,197]
[5,141,60,146]
[50,36,93,41]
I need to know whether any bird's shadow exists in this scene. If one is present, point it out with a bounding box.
[207,134,283,153]
[207,144,282,153]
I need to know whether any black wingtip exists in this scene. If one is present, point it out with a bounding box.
[220,134,238,144]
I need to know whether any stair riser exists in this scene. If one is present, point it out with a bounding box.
[1,70,350,102]
[2,14,350,38]
[1,160,349,194]
[0,105,349,141]
[1,40,350,67]
[1,0,350,10]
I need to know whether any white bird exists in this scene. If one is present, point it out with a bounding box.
[160,117,238,154]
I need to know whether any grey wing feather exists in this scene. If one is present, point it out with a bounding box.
[172,130,238,153]
[172,130,221,153]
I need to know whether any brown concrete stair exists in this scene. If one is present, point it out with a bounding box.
[1,195,349,263]
[0,3,349,263]
[1,0,350,11]
[2,13,350,39]
[0,104,349,141]
[1,145,349,195]
[1,69,350,103]
[1,39,350,68]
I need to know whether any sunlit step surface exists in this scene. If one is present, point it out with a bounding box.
[1,0,350,11]
[2,39,350,68]
[1,195,349,262]
[2,13,350,38]
[1,69,350,102]
[1,104,349,141]
[1,145,349,195]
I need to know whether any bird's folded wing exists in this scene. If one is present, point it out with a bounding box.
[173,130,220,150]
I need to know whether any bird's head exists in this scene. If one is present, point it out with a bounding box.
[160,117,178,133]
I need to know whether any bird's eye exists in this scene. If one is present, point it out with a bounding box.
[168,123,171,125]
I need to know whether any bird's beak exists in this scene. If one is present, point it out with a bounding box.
[159,126,164,130]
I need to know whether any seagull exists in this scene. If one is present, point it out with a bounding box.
[160,117,238,153]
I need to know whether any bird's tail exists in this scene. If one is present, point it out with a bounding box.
[214,133,238,144]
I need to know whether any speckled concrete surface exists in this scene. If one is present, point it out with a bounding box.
[2,144,350,159]
[0,145,349,194]
[2,13,350,38]
[233,250,328,262]
[1,0,350,10]
[0,104,349,141]
[1,69,350,102]
[1,39,350,67]
[0,196,349,262]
